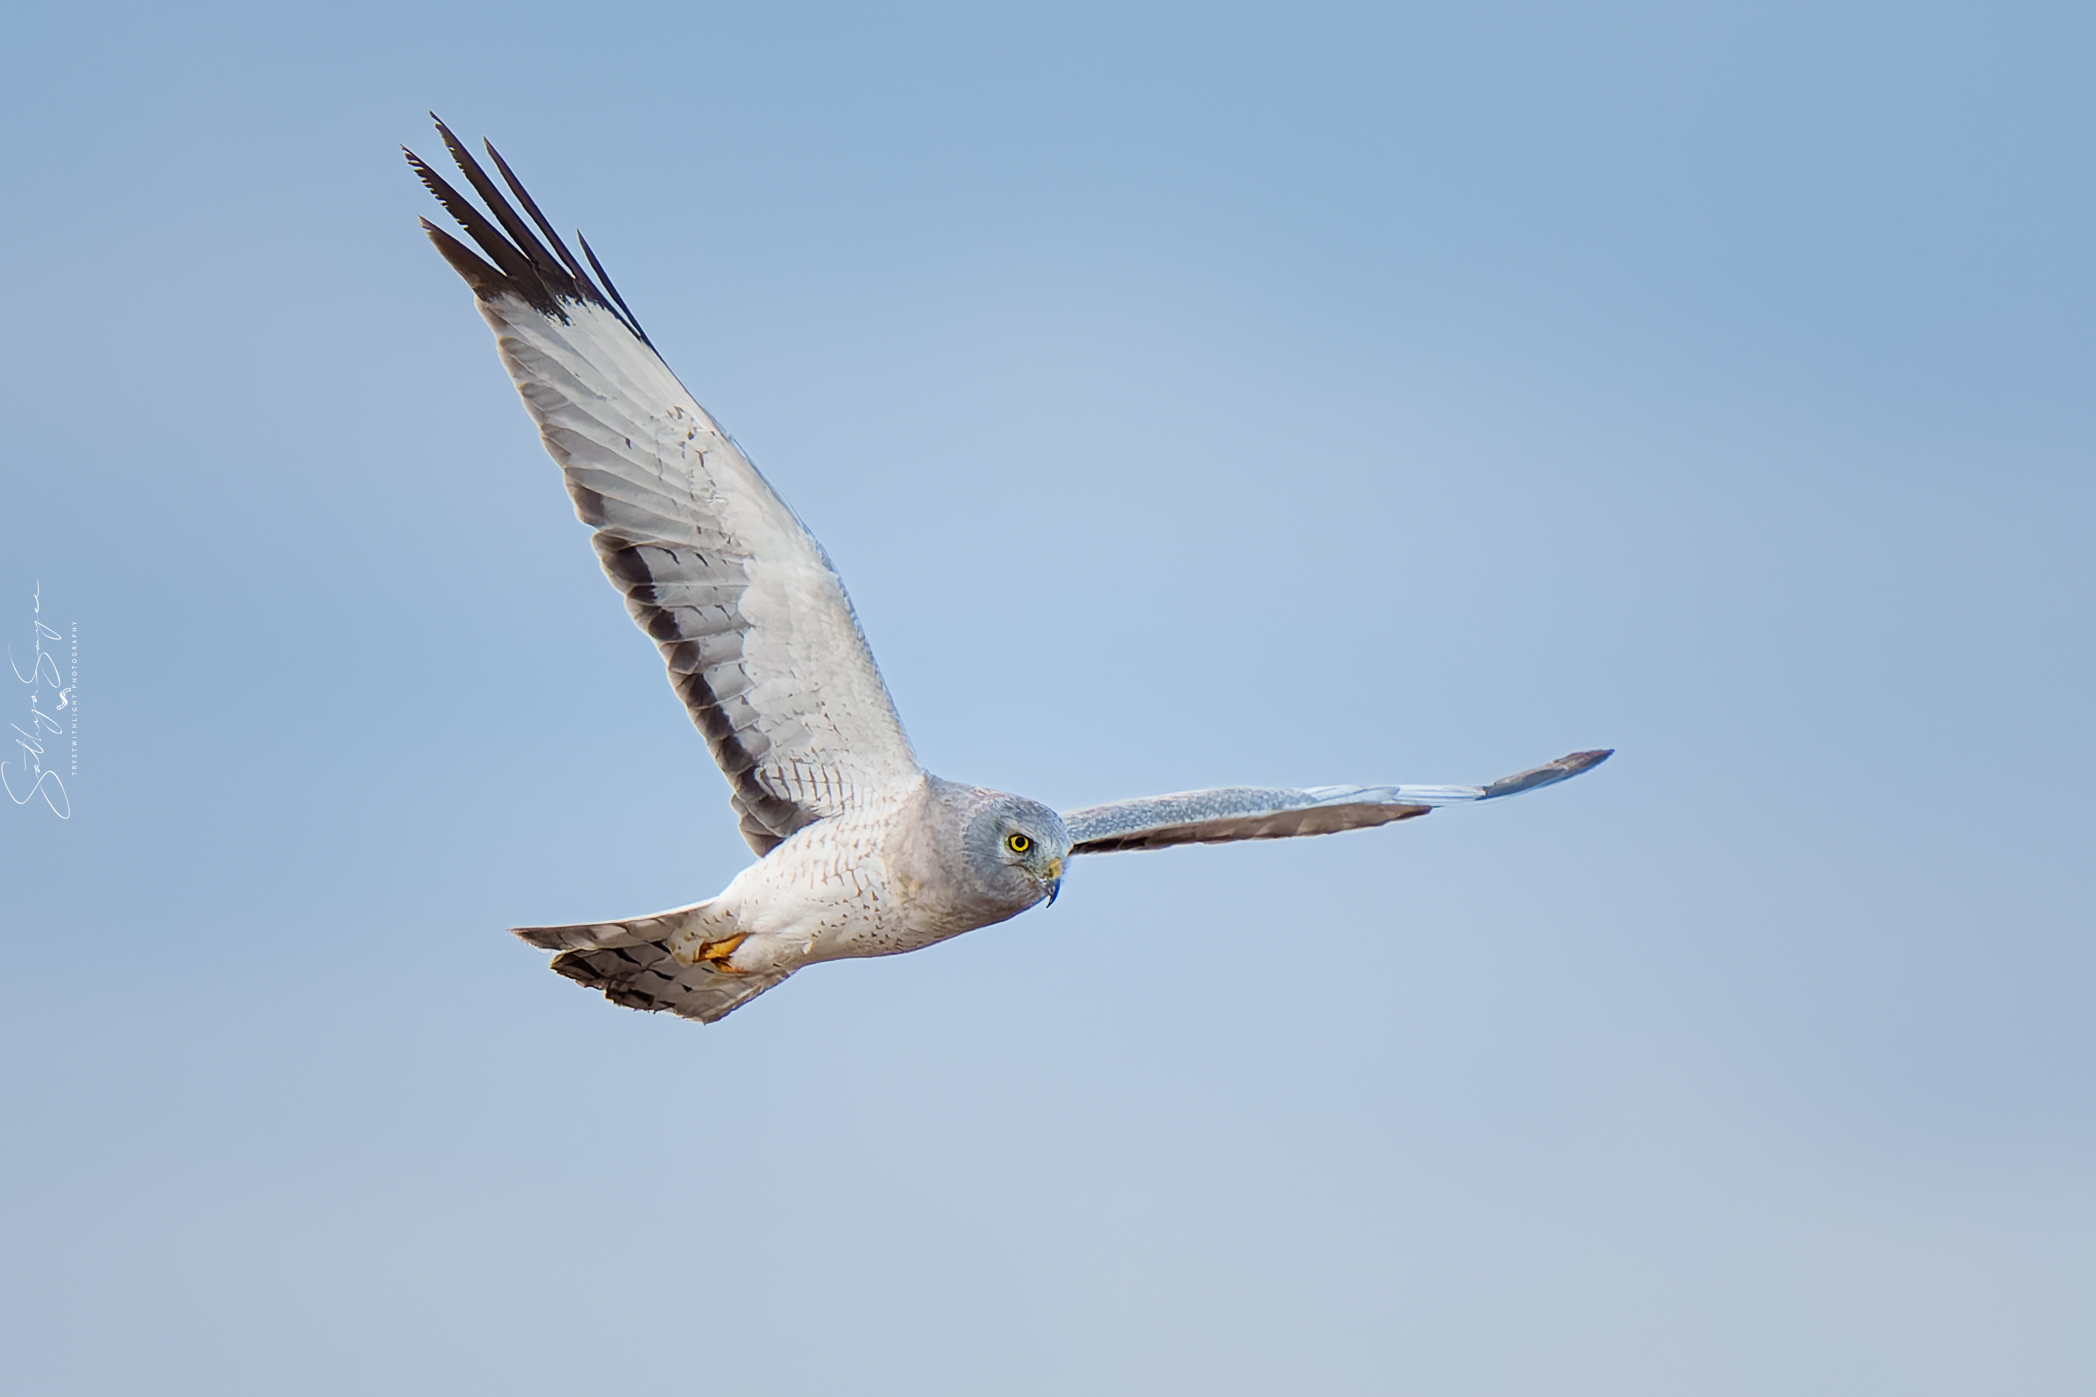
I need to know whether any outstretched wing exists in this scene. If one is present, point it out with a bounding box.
[1063,749,1611,854]
[408,119,918,854]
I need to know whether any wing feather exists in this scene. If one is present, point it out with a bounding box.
[411,120,919,853]
[1065,749,1611,854]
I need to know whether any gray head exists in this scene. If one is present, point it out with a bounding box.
[929,781,1071,923]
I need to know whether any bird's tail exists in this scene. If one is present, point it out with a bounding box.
[511,901,792,1024]
[511,899,718,953]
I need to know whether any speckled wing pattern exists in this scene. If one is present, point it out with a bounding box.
[408,120,918,854]
[1063,749,1612,854]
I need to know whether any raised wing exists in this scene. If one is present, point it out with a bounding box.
[408,119,918,854]
[1063,749,1611,854]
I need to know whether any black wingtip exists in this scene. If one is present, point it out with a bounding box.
[418,216,507,299]
[481,136,616,311]
[408,116,657,350]
[1479,748,1614,800]
[577,230,654,349]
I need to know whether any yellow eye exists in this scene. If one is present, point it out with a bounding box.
[1006,832,1032,855]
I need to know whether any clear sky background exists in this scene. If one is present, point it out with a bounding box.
[3,2,2091,1392]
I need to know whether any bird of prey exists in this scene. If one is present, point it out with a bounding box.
[408,119,1611,1024]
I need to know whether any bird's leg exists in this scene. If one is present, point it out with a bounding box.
[694,932,749,973]
[667,919,751,974]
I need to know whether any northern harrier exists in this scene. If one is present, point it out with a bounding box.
[409,120,1610,1024]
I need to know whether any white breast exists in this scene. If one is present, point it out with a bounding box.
[712,788,938,967]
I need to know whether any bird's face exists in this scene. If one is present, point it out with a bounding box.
[970,795,1071,910]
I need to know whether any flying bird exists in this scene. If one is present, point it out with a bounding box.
[408,119,1611,1024]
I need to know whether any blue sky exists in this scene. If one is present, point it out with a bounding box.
[4,2,2092,1392]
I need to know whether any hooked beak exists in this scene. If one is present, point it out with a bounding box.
[1044,857,1063,907]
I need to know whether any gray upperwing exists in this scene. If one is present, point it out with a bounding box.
[1064,749,1611,855]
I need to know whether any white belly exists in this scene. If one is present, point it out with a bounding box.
[709,797,954,971]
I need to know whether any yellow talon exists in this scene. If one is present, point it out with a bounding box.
[693,932,749,974]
